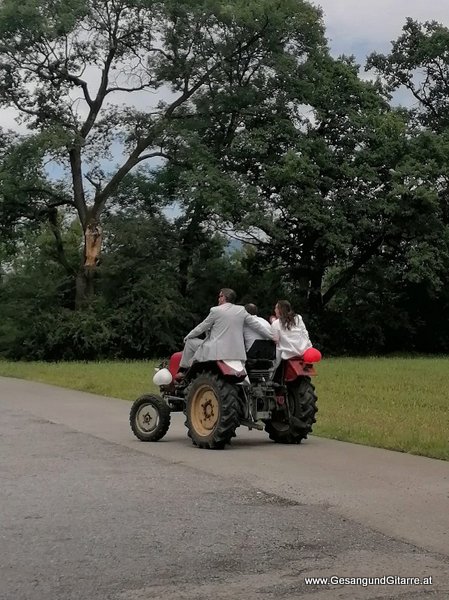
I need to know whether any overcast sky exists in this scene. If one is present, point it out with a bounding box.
[316,0,449,61]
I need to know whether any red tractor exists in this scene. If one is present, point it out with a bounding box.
[129,341,321,449]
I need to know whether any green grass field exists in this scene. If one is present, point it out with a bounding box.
[0,357,448,460]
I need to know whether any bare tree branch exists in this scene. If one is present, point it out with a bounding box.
[106,83,151,94]
[79,9,123,140]
[22,186,74,208]
[85,174,102,192]
[65,72,93,107]
[92,149,169,216]
[135,151,173,163]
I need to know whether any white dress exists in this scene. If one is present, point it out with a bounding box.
[271,315,312,360]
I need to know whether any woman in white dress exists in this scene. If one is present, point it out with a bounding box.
[271,300,312,368]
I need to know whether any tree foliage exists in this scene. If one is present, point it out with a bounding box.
[2,9,449,358]
[0,0,325,306]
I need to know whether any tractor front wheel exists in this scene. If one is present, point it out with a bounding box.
[130,394,171,442]
[185,373,240,449]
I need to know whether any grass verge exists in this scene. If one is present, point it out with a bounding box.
[0,357,448,460]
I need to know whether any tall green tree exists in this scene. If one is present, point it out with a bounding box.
[367,19,449,132]
[188,52,412,317]
[0,0,325,307]
[365,19,449,351]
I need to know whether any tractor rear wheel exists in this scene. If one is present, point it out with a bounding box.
[130,394,171,442]
[185,373,240,449]
[265,377,317,444]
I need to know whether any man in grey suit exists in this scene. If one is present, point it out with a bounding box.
[179,288,274,368]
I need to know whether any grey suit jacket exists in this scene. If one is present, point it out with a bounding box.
[185,303,273,362]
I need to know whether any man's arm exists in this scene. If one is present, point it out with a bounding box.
[244,314,273,340]
[184,309,216,342]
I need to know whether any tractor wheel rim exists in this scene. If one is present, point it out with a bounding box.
[190,385,220,437]
[136,404,160,434]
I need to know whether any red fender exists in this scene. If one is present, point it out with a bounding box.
[168,352,183,378]
[284,348,321,382]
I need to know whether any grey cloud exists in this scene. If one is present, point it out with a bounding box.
[315,0,449,57]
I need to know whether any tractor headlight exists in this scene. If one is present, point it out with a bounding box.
[153,368,173,386]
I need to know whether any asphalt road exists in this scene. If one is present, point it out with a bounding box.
[0,376,448,600]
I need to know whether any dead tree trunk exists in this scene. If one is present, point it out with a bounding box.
[75,221,103,309]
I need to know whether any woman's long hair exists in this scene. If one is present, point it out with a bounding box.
[276,300,297,330]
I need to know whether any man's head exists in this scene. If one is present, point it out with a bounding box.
[218,288,236,305]
[245,303,258,315]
